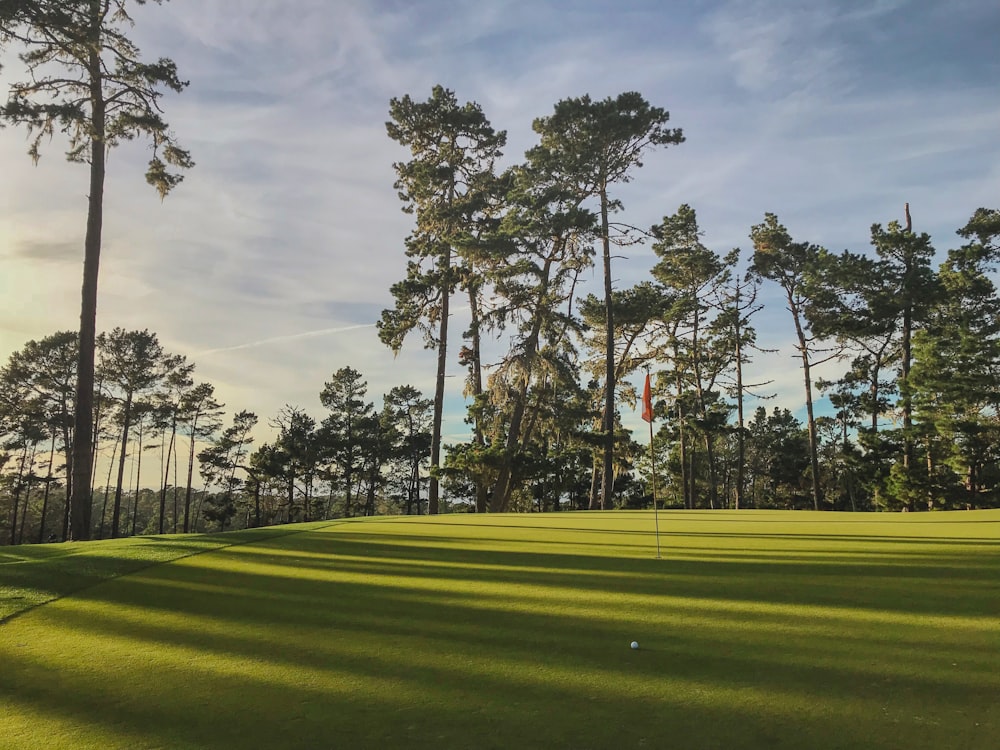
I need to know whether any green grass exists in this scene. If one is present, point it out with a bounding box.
[0,523,333,623]
[1,510,998,750]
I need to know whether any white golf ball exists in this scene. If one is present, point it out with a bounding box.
[630,641,639,650]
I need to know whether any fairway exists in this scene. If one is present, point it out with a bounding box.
[1,511,998,749]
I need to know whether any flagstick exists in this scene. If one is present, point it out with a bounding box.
[643,366,661,559]
[649,411,661,559]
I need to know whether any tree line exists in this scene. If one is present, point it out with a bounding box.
[379,87,1000,515]
[0,329,434,545]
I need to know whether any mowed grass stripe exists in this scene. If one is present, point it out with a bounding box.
[1,510,998,750]
[0,521,341,623]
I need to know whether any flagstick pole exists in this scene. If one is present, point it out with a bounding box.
[649,412,661,559]
[645,366,661,560]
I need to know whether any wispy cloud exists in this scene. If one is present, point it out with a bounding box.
[700,0,913,98]
[196,324,377,357]
[5,240,78,263]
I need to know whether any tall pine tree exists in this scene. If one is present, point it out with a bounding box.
[1,0,192,539]
[379,86,505,515]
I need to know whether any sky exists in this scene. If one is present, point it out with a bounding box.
[2,0,999,459]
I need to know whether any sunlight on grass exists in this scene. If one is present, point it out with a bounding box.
[1,510,997,749]
[0,522,338,622]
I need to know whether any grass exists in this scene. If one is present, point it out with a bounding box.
[1,510,998,750]
[0,523,332,623]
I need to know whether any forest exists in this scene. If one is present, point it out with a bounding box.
[2,5,999,545]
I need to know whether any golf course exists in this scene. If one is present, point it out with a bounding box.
[1,510,998,749]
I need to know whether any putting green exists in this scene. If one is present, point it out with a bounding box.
[1,511,998,749]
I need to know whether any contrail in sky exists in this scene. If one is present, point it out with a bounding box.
[195,323,377,356]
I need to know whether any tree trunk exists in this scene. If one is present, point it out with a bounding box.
[324,480,335,520]
[803,369,821,511]
[702,434,717,509]
[99,426,120,539]
[489,260,552,513]
[131,416,144,536]
[111,393,133,538]
[734,318,746,511]
[407,410,419,516]
[675,366,690,509]
[19,467,35,546]
[9,443,29,545]
[70,29,106,541]
[900,284,914,499]
[588,453,601,510]
[254,477,262,528]
[343,463,353,518]
[159,417,177,534]
[303,475,311,522]
[900,204,915,506]
[183,414,200,533]
[489,394,530,513]
[869,364,882,509]
[194,491,206,531]
[798,355,822,511]
[224,431,248,523]
[18,441,40,545]
[365,470,377,516]
[788,294,822,511]
[60,414,73,542]
[927,436,935,510]
[428,247,451,516]
[172,443,179,532]
[354,474,365,514]
[689,307,721,510]
[520,385,549,448]
[408,459,419,515]
[600,183,616,509]
[688,443,697,508]
[467,283,489,513]
[89,379,104,499]
[38,432,58,543]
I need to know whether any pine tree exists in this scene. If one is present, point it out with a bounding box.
[319,368,373,518]
[1,0,192,539]
[909,209,1000,508]
[484,157,594,513]
[529,92,683,509]
[97,328,164,538]
[868,214,938,507]
[651,205,730,508]
[750,214,834,510]
[379,86,506,515]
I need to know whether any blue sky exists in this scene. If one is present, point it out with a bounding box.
[2,0,998,453]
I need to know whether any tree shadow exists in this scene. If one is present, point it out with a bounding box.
[1,514,997,749]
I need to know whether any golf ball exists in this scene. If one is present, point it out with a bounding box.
[630,641,639,650]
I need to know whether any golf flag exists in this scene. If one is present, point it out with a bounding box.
[641,372,653,423]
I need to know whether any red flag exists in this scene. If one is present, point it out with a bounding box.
[641,372,653,423]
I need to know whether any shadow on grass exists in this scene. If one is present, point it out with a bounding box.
[0,522,341,624]
[2,516,998,749]
[245,530,999,616]
[391,511,1000,539]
